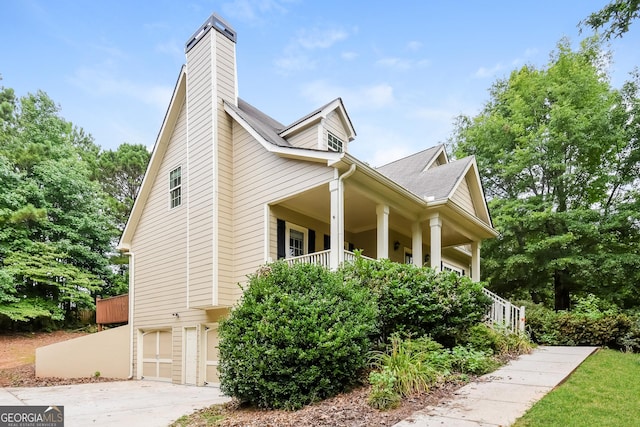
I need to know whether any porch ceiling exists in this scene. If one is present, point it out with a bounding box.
[277,183,476,247]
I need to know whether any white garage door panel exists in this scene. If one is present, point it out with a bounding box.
[141,330,172,382]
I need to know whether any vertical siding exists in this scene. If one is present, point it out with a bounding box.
[451,176,476,216]
[232,122,335,291]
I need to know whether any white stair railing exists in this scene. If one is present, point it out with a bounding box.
[482,288,526,333]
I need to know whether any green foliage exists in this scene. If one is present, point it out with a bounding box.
[448,345,500,375]
[218,262,378,410]
[524,301,640,351]
[462,323,533,356]
[0,84,143,328]
[581,0,640,39]
[367,332,511,409]
[453,37,640,310]
[343,256,491,346]
[369,335,443,397]
[367,367,401,410]
[95,143,150,232]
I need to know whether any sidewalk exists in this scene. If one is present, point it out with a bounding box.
[393,346,598,427]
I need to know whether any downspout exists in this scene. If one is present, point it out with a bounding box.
[121,250,135,380]
[338,164,356,264]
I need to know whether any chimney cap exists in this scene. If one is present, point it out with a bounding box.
[185,13,236,53]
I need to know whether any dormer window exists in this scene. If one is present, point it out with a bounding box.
[327,132,344,152]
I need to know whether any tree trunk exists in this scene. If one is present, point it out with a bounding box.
[554,271,571,311]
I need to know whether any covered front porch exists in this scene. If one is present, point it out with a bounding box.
[267,158,496,281]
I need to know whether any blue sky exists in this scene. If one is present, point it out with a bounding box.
[2,0,639,166]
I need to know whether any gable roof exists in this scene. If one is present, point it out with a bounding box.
[279,97,356,141]
[376,148,492,225]
[376,145,445,178]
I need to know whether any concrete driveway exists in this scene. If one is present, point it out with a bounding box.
[0,380,231,427]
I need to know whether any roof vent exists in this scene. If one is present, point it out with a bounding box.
[185,13,236,52]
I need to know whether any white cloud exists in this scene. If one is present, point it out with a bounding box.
[300,80,394,110]
[376,57,430,71]
[275,26,350,74]
[155,39,182,59]
[70,66,173,111]
[221,0,292,24]
[274,54,316,73]
[474,47,540,78]
[406,40,422,51]
[350,122,416,167]
[341,51,358,60]
[474,62,505,78]
[297,28,348,49]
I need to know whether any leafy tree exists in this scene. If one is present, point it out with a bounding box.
[453,38,640,310]
[582,0,640,39]
[96,143,150,232]
[0,89,120,325]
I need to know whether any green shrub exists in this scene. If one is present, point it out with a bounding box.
[525,301,640,351]
[342,256,491,346]
[218,261,378,410]
[367,367,401,410]
[462,323,533,356]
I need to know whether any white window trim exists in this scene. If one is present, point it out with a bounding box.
[285,222,308,258]
[327,132,344,152]
[169,166,182,209]
[404,247,413,265]
[442,262,464,276]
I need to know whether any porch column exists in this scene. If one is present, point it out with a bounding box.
[411,222,423,267]
[429,214,442,271]
[329,179,341,270]
[376,204,389,259]
[471,240,481,282]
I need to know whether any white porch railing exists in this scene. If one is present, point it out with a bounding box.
[285,249,331,267]
[284,251,525,334]
[482,288,526,333]
[284,250,375,268]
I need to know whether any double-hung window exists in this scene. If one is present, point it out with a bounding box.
[169,167,182,209]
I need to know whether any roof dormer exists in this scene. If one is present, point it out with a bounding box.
[279,98,356,153]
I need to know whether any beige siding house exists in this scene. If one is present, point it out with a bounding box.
[117,14,498,386]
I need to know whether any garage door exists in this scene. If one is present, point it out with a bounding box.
[141,330,172,382]
[205,326,219,384]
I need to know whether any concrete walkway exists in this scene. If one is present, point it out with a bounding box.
[0,380,230,427]
[394,346,598,427]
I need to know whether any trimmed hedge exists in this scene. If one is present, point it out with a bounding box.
[218,261,378,410]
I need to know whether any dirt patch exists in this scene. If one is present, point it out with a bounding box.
[0,330,120,387]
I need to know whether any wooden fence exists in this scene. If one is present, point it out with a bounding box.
[96,294,128,330]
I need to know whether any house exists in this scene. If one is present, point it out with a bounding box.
[115,13,498,386]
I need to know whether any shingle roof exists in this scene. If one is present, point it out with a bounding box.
[225,99,291,147]
[377,148,474,201]
[280,98,340,135]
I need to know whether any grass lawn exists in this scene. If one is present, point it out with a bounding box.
[513,349,640,427]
